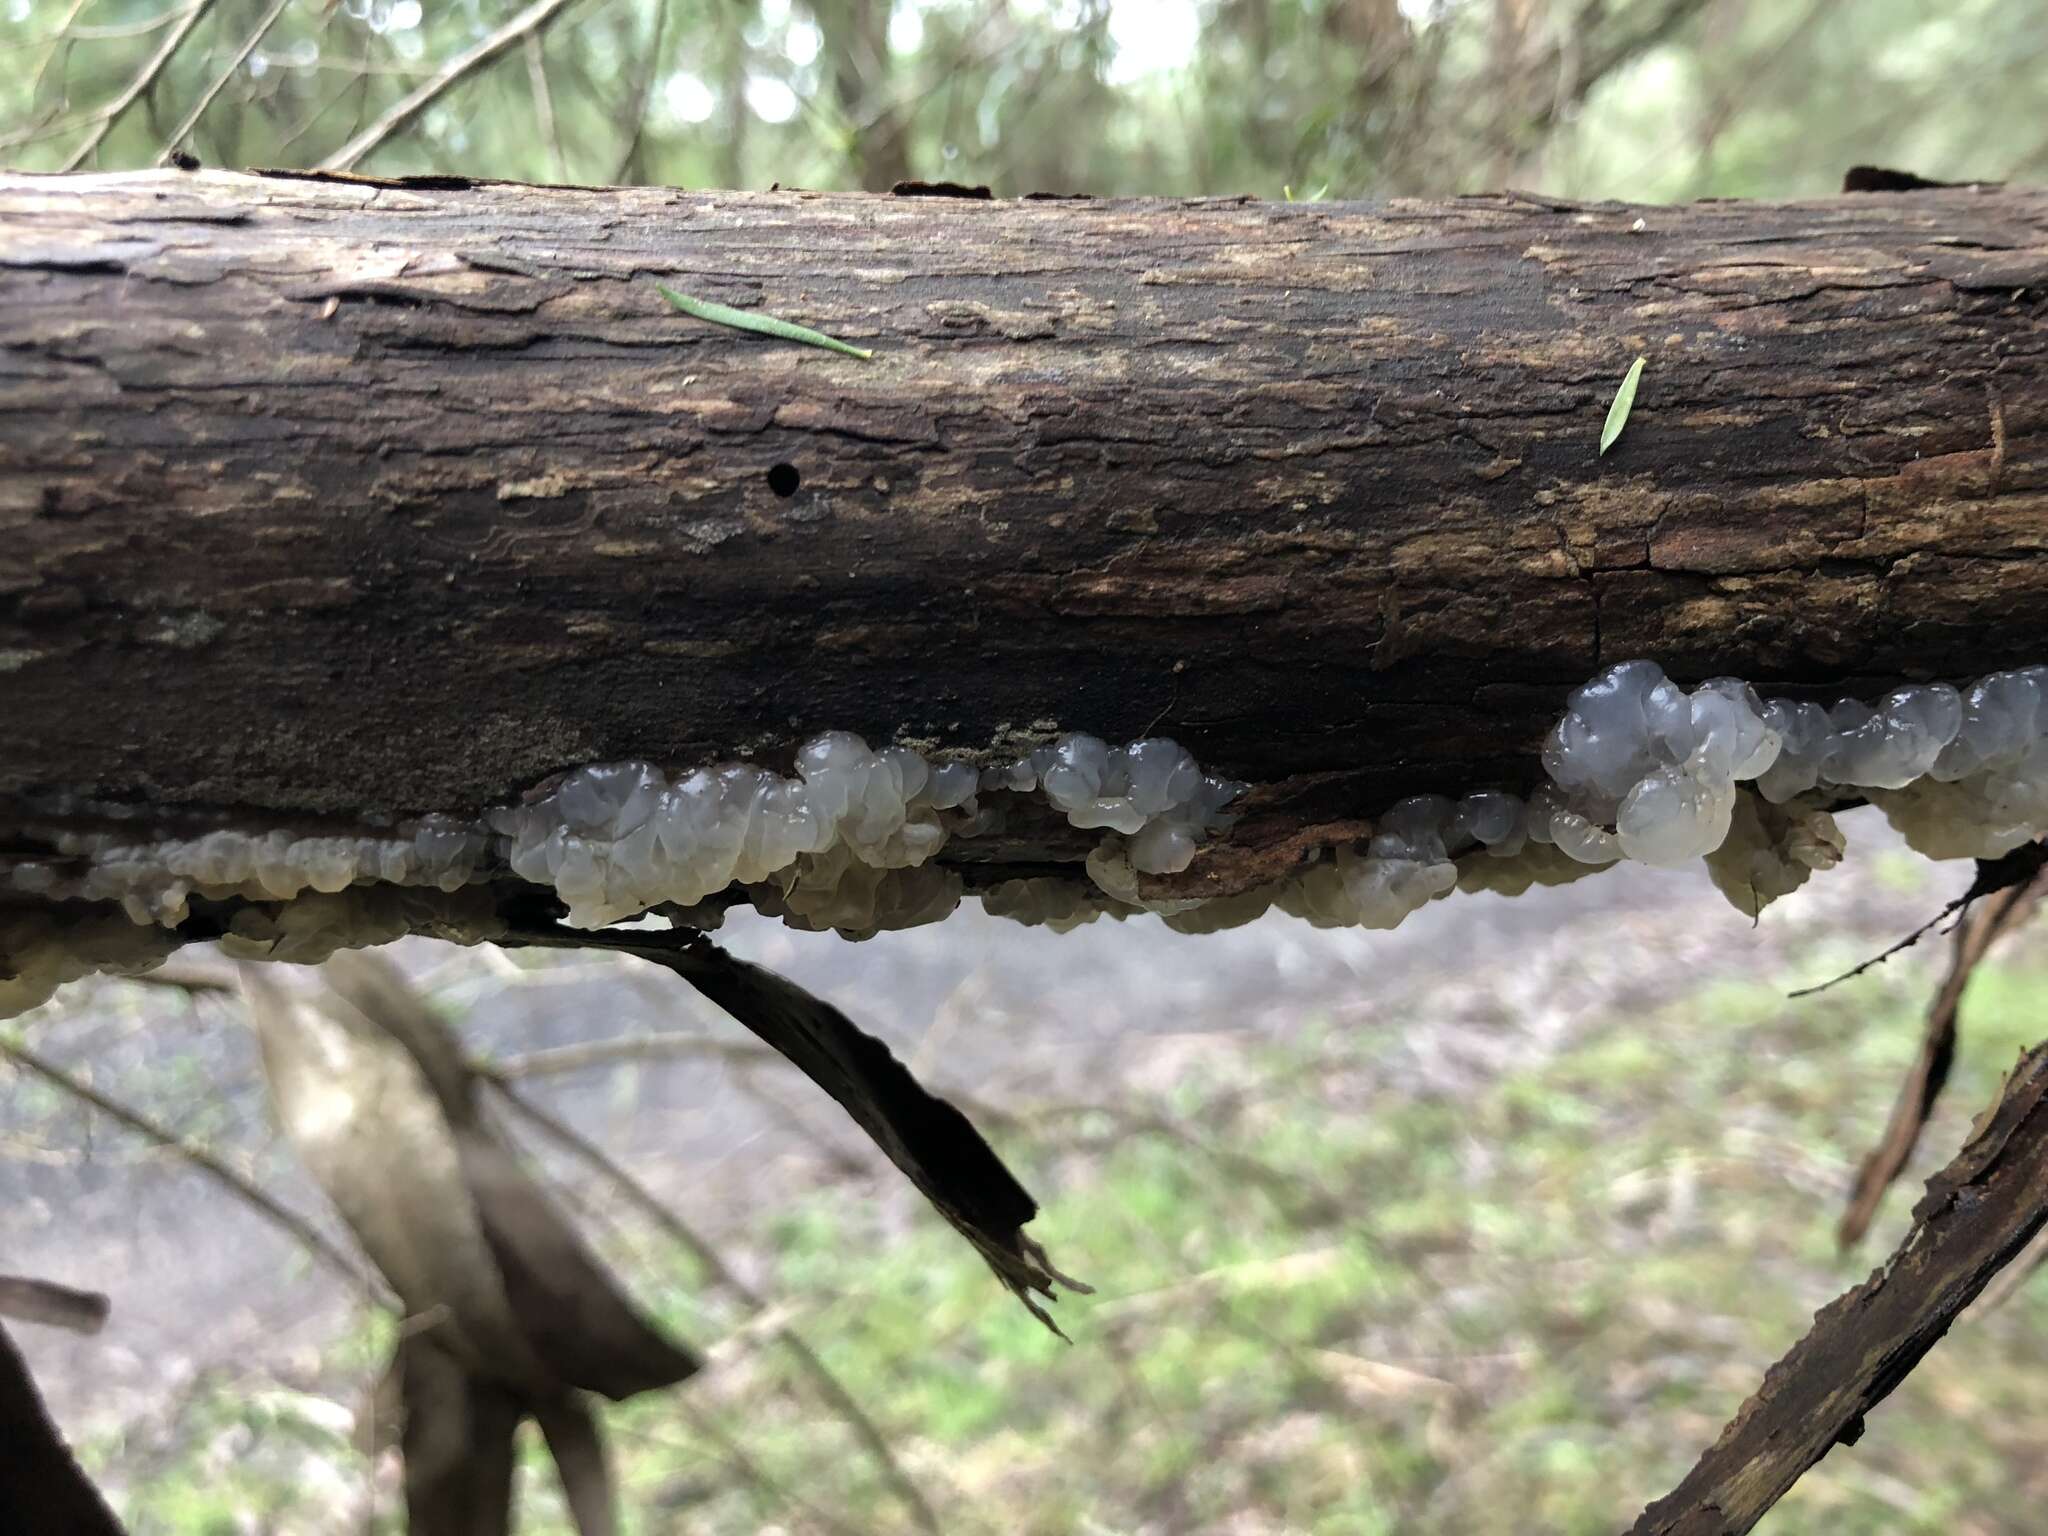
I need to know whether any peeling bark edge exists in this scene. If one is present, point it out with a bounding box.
[1,172,2045,868]
[1629,1032,2048,1536]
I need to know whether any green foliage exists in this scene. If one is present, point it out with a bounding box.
[3,0,2041,198]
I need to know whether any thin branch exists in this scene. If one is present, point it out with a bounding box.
[271,60,375,159]
[1972,1223,2048,1315]
[673,1400,867,1536]
[607,0,669,185]
[245,54,441,77]
[483,1073,943,1536]
[1,2,201,55]
[1630,1030,2048,1534]
[0,1274,110,1335]
[0,1036,383,1301]
[491,1033,783,1080]
[59,0,219,171]
[26,0,98,108]
[1790,840,2048,999]
[153,0,295,166]
[0,0,217,161]
[1532,0,1714,138]
[0,105,69,154]
[522,31,568,182]
[962,1092,1328,1219]
[1683,0,1846,178]
[316,0,587,172]
[1838,865,2047,1246]
[116,956,237,994]
[1787,904,1962,998]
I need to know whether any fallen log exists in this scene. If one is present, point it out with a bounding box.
[4,168,2048,1536]
[1,171,2044,969]
[1,171,2042,850]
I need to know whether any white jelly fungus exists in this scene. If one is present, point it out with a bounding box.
[5,663,2045,1016]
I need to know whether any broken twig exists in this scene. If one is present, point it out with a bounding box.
[0,1036,383,1300]
[0,1274,109,1335]
[1838,863,2046,1246]
[1789,839,2047,1000]
[500,923,1089,1335]
[1630,1029,2048,1534]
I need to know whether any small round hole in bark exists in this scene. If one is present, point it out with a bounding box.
[767,463,801,498]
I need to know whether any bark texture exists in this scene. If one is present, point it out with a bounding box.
[2,170,2045,865]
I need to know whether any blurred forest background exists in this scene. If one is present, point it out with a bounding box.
[2,0,2043,197]
[7,2,2048,1533]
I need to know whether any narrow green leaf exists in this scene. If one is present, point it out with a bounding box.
[656,285,873,360]
[1600,355,1646,456]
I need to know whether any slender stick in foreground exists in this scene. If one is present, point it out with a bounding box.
[1837,863,2047,1247]
[0,1275,109,1335]
[1630,1033,2048,1535]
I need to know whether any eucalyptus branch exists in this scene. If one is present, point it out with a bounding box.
[0,1035,384,1302]
[153,0,295,166]
[59,0,219,171]
[317,0,587,172]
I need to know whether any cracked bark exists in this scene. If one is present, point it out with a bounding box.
[1,170,2045,889]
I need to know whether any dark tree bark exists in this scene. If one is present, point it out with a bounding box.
[1,170,2044,883]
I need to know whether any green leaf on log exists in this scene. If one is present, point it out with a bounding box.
[1601,355,1646,455]
[656,285,874,360]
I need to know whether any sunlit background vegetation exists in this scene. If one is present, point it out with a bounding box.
[4,0,2045,198]
[7,3,2048,1532]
